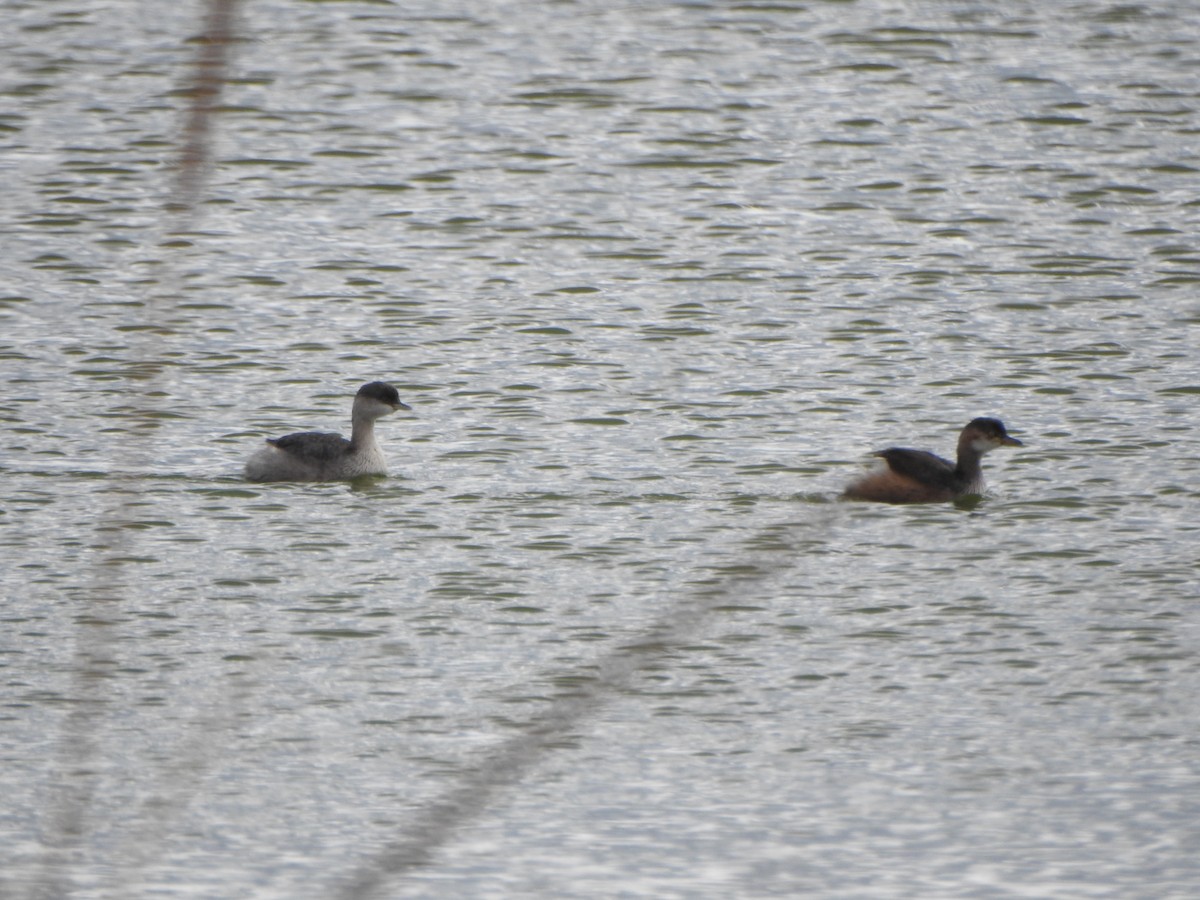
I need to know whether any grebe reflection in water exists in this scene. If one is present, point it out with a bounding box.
[843,417,1022,504]
[244,382,410,483]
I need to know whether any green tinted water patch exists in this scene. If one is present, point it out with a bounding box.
[292,629,386,640]
[512,87,622,107]
[516,326,573,335]
[638,325,713,338]
[569,417,628,426]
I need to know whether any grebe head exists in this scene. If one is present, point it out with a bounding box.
[354,381,411,420]
[961,417,1023,454]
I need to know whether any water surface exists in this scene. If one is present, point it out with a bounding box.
[2,1,1199,898]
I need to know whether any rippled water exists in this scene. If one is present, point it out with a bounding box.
[3,1,1199,898]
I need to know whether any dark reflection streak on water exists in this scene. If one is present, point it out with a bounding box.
[172,0,241,218]
[32,3,243,898]
[335,509,836,900]
[100,673,253,900]
[96,3,253,890]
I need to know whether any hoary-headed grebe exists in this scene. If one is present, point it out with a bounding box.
[244,382,410,482]
[843,417,1022,504]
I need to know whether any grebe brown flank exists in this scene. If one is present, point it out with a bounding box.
[244,382,410,482]
[843,417,1023,504]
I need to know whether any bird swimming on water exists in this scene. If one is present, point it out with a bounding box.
[842,417,1022,504]
[244,382,410,482]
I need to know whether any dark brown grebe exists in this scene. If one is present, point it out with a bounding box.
[843,417,1022,504]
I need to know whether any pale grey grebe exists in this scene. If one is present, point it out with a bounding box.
[244,382,410,482]
[843,417,1022,504]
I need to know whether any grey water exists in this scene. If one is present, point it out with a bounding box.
[2,0,1199,897]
